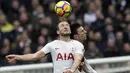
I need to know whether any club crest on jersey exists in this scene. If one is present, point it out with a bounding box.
[72,48,74,52]
[56,53,74,61]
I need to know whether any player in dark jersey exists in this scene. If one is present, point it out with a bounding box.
[70,23,97,73]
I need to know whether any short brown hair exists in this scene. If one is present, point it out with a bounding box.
[57,17,69,30]
[59,17,68,22]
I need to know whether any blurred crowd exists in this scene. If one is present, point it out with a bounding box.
[0,0,130,66]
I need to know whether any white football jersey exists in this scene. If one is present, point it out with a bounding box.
[41,40,84,73]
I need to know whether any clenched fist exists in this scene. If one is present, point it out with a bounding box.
[63,69,74,73]
[6,55,19,63]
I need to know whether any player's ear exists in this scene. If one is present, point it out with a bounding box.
[74,35,78,39]
[57,30,60,34]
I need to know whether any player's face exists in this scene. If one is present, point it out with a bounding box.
[58,21,71,36]
[76,26,87,41]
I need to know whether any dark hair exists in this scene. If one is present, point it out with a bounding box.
[70,23,81,39]
[59,17,68,22]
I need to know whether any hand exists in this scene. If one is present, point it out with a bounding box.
[78,62,84,71]
[6,55,18,64]
[63,69,74,73]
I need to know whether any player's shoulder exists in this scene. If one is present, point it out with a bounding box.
[71,40,83,46]
[71,40,82,44]
[71,40,84,51]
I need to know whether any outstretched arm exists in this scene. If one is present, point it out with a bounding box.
[6,50,45,63]
[6,42,52,63]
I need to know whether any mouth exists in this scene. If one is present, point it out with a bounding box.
[64,29,69,32]
[84,33,86,36]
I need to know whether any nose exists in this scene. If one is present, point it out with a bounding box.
[64,26,68,29]
[64,25,69,29]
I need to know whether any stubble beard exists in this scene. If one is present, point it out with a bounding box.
[60,32,71,36]
[61,33,71,36]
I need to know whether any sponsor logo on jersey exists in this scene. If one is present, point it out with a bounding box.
[56,53,74,61]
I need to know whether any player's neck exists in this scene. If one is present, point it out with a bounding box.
[59,35,71,42]
[79,40,83,43]
[75,38,83,43]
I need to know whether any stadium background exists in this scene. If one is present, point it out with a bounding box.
[0,0,130,70]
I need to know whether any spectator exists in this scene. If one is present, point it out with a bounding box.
[18,31,31,50]
[85,41,102,59]
[19,12,29,28]
[105,24,115,40]
[0,15,13,33]
[122,43,130,55]
[12,20,23,40]
[84,2,97,26]
[124,24,130,43]
[31,5,46,30]
[40,27,49,37]
[125,14,130,24]
[115,31,124,55]
[108,5,116,18]
[31,0,40,9]
[0,14,14,41]
[103,39,120,57]
[94,0,102,11]
[87,30,94,41]
[104,17,113,25]
[94,32,106,52]
[0,39,10,66]
[92,10,104,31]
[7,0,20,22]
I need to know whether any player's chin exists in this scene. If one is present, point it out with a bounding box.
[83,35,87,40]
[82,37,86,41]
[64,32,71,35]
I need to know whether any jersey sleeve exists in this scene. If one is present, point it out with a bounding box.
[41,43,51,54]
[74,41,85,55]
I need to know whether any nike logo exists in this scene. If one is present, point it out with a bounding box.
[55,48,59,50]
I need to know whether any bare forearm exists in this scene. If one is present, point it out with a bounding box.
[71,54,83,72]
[71,59,82,72]
[6,50,45,63]
[16,54,39,61]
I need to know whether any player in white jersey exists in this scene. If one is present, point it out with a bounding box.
[70,23,97,73]
[6,19,84,73]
